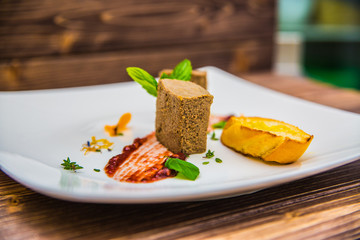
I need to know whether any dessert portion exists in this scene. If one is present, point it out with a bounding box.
[101,59,315,184]
[156,79,213,154]
[159,69,207,89]
[221,116,313,164]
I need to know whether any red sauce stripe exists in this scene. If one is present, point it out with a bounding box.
[106,132,175,183]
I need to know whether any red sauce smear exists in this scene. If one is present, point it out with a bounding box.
[105,132,186,183]
[105,115,230,183]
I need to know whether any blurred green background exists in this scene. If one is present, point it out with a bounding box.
[278,0,360,90]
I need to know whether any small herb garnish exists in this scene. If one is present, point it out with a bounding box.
[61,157,83,172]
[215,158,223,163]
[210,132,219,140]
[93,168,100,172]
[117,133,124,136]
[212,120,227,129]
[202,161,210,165]
[165,157,199,181]
[203,150,215,159]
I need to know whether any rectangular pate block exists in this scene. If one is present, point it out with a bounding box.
[156,79,213,154]
[159,69,207,89]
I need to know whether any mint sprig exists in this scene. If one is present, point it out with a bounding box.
[160,72,171,79]
[127,59,192,97]
[169,59,192,81]
[160,59,192,81]
[126,67,158,97]
[212,120,227,129]
[165,157,199,181]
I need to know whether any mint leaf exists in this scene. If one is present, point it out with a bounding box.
[160,72,171,79]
[126,59,192,97]
[165,157,199,181]
[126,67,158,97]
[160,59,192,81]
[171,59,192,81]
[212,120,227,129]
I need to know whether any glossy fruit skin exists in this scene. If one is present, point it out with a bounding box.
[221,116,313,164]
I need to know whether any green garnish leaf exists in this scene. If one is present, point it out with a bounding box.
[202,161,210,165]
[212,120,227,129]
[210,132,219,140]
[61,157,83,172]
[215,158,223,163]
[117,133,124,136]
[128,59,192,97]
[159,59,192,81]
[165,157,199,181]
[160,72,171,79]
[126,67,158,97]
[171,59,192,81]
[94,168,100,172]
[203,150,215,159]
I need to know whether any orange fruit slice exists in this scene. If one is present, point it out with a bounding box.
[221,116,313,164]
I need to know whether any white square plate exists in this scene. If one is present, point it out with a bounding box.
[1,67,359,203]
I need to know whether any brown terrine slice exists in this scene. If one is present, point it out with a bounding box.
[159,69,207,89]
[156,79,213,154]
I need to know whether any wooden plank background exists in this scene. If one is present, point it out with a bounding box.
[0,0,275,90]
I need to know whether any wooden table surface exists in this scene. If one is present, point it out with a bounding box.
[1,72,360,240]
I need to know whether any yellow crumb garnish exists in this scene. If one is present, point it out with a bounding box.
[81,136,114,155]
[105,112,132,136]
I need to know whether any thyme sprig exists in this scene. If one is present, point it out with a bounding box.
[61,157,83,172]
[203,150,215,159]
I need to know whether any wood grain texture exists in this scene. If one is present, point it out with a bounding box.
[0,0,275,58]
[241,72,360,114]
[1,73,360,240]
[1,161,359,240]
[0,39,272,90]
[0,0,275,91]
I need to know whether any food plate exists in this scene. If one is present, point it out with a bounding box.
[1,67,360,203]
